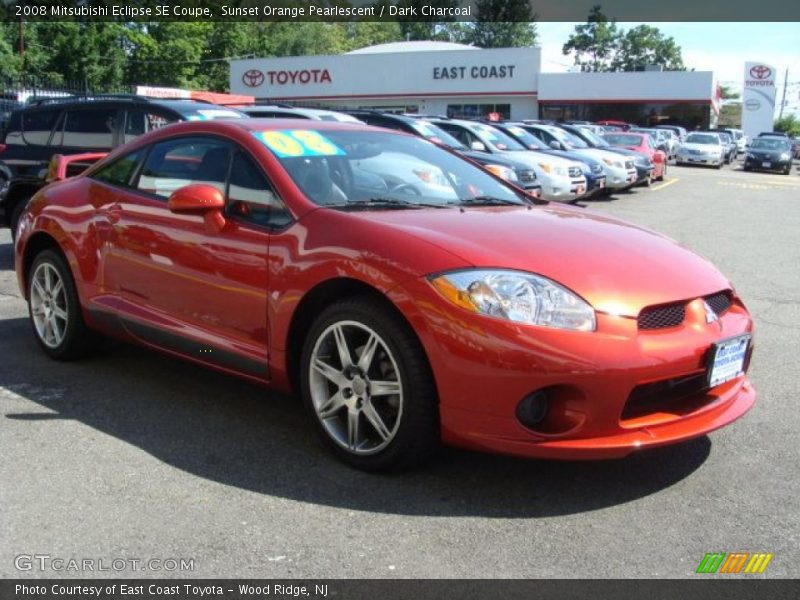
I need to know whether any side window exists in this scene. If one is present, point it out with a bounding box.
[91,149,144,188]
[124,110,178,143]
[227,151,292,229]
[438,124,470,147]
[21,109,59,146]
[136,137,230,199]
[61,109,117,149]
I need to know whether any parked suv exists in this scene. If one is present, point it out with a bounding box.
[0,95,245,237]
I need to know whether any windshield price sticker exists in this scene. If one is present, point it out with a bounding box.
[254,130,346,158]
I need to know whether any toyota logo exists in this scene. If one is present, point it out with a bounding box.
[749,65,772,80]
[242,69,265,87]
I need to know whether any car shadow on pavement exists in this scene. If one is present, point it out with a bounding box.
[1,316,711,519]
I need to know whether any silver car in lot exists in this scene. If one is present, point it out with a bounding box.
[676,132,725,168]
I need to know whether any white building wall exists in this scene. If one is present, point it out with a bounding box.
[538,71,715,102]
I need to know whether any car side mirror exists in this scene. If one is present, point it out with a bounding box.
[470,141,486,152]
[168,184,226,231]
[549,141,562,150]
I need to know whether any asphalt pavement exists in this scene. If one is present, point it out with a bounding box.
[1,159,799,578]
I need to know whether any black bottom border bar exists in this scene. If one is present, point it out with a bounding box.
[2,579,799,600]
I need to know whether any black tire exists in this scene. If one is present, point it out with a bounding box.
[9,199,26,242]
[784,166,791,175]
[27,249,97,360]
[300,295,439,471]
[658,164,667,182]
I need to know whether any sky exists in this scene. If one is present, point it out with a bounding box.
[536,22,800,114]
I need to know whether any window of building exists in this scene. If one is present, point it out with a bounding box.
[446,104,511,120]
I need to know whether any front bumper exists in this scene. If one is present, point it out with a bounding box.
[677,153,722,166]
[744,156,792,172]
[393,278,756,460]
[539,174,587,201]
[604,165,637,189]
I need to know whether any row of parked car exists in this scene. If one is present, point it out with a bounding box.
[0,96,675,238]
[3,95,793,240]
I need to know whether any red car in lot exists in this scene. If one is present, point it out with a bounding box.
[15,119,755,470]
[602,132,667,182]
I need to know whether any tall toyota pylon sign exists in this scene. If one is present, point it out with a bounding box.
[742,62,777,140]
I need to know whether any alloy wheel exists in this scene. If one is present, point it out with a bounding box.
[308,321,403,455]
[30,262,68,348]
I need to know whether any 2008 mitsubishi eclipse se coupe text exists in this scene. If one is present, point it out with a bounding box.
[14,119,756,471]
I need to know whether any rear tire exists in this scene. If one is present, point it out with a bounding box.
[300,296,439,471]
[27,249,97,360]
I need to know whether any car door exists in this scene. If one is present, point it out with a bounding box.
[99,135,274,379]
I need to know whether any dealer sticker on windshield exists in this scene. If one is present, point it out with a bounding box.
[253,130,345,158]
[708,334,750,388]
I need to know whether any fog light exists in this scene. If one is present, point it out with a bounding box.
[516,390,549,427]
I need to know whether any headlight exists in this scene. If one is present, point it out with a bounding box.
[483,164,517,182]
[429,269,596,331]
[780,152,790,160]
[538,163,567,177]
[746,153,755,159]
[602,158,623,168]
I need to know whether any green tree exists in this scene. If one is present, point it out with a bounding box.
[0,23,21,81]
[611,25,684,71]
[466,0,537,48]
[719,84,740,100]
[562,5,619,72]
[774,114,800,137]
[126,22,212,89]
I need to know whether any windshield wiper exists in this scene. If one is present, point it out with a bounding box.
[325,197,451,210]
[456,195,524,207]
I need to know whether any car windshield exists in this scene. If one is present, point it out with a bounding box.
[718,133,731,142]
[750,138,790,151]
[547,127,588,149]
[604,133,645,147]
[258,129,527,209]
[685,133,720,145]
[409,119,466,150]
[469,123,527,151]
[577,127,611,148]
[502,125,549,150]
[631,129,658,143]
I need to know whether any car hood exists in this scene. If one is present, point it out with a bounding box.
[501,150,579,169]
[363,205,729,316]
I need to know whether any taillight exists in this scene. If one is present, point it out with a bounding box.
[0,144,6,154]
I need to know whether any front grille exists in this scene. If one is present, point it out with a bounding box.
[517,168,536,183]
[621,372,709,421]
[638,303,686,330]
[591,163,603,174]
[568,166,582,178]
[704,291,732,316]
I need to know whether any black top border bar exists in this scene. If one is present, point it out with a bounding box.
[2,0,800,22]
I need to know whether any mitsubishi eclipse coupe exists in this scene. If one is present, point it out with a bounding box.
[14,119,756,471]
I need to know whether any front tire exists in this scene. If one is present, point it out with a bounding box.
[300,296,439,471]
[28,250,96,360]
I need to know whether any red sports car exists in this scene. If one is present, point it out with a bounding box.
[602,132,667,182]
[15,119,755,471]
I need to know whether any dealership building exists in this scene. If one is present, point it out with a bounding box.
[230,41,719,128]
